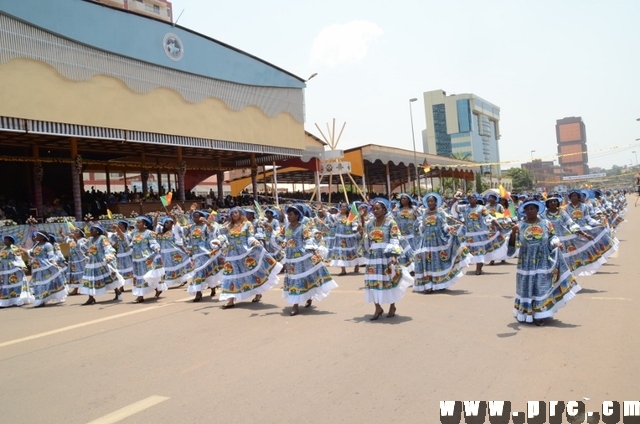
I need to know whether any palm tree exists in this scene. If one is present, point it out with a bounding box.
[450,152,473,192]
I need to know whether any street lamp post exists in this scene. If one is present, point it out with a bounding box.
[633,150,638,169]
[409,97,419,195]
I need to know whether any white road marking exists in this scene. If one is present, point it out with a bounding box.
[0,297,192,348]
[86,395,169,424]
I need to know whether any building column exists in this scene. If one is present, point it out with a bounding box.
[105,165,111,196]
[156,160,163,196]
[140,152,148,196]
[70,138,83,220]
[32,145,43,216]
[216,171,224,201]
[385,163,391,198]
[177,147,186,202]
[250,153,258,198]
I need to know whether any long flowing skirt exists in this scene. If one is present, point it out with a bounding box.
[514,247,581,323]
[79,260,124,296]
[0,267,31,307]
[282,250,338,304]
[219,245,282,302]
[30,264,68,307]
[132,253,165,296]
[187,247,222,294]
[462,230,508,264]
[413,237,472,292]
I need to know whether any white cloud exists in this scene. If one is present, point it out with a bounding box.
[309,20,383,68]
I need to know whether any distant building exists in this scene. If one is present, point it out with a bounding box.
[89,0,173,22]
[556,116,589,176]
[423,90,501,177]
[522,159,563,190]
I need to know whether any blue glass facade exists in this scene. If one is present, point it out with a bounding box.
[456,99,471,132]
[432,104,451,157]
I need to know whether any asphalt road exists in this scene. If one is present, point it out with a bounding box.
[1,198,638,423]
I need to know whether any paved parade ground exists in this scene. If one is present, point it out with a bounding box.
[1,197,638,423]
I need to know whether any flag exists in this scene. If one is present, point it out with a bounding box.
[499,184,509,199]
[107,209,113,220]
[505,202,517,218]
[422,159,431,173]
[207,210,218,221]
[160,192,173,207]
[254,200,264,219]
[346,202,358,223]
[66,221,76,232]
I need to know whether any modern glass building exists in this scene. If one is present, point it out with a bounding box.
[422,90,501,176]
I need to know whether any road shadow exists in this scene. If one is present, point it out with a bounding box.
[345,315,413,325]
[504,319,580,332]
[477,271,510,276]
[501,295,514,299]
[592,271,618,275]
[576,288,606,294]
[411,289,469,296]
[275,308,337,317]
[601,263,618,267]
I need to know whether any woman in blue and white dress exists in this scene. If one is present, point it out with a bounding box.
[157,216,194,290]
[413,193,472,293]
[185,210,222,302]
[110,220,134,294]
[130,216,164,303]
[79,224,124,305]
[218,207,283,309]
[262,208,283,262]
[24,231,68,308]
[565,190,618,261]
[65,228,87,296]
[393,193,419,272]
[0,235,31,307]
[456,193,507,275]
[279,205,338,316]
[543,193,606,277]
[363,198,412,320]
[328,203,365,276]
[513,199,581,326]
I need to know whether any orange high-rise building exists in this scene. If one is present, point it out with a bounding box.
[556,116,588,176]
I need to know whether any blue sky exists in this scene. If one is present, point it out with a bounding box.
[170,0,640,170]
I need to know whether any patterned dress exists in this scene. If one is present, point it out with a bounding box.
[545,209,607,277]
[564,202,618,261]
[279,219,338,305]
[66,237,87,289]
[393,206,418,270]
[218,221,283,302]
[131,229,164,296]
[363,215,412,304]
[328,215,366,268]
[514,219,581,323]
[413,210,472,292]
[0,244,31,307]
[185,222,222,295]
[27,242,68,306]
[79,235,124,296]
[157,226,194,289]
[457,204,508,263]
[110,232,134,287]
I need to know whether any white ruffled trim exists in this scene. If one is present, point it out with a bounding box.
[513,283,581,323]
[186,272,222,294]
[364,267,412,305]
[282,279,338,305]
[483,239,509,262]
[330,257,367,267]
[0,297,26,307]
[218,262,283,302]
[413,252,472,292]
[32,286,67,307]
[143,267,165,285]
[164,271,193,288]
[572,256,606,277]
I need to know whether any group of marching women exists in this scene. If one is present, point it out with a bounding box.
[0,188,626,324]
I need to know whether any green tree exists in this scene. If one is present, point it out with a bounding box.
[504,168,534,192]
[450,152,472,193]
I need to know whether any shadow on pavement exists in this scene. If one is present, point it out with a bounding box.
[345,315,413,325]
[576,288,606,294]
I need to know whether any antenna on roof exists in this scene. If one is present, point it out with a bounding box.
[173,9,185,26]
